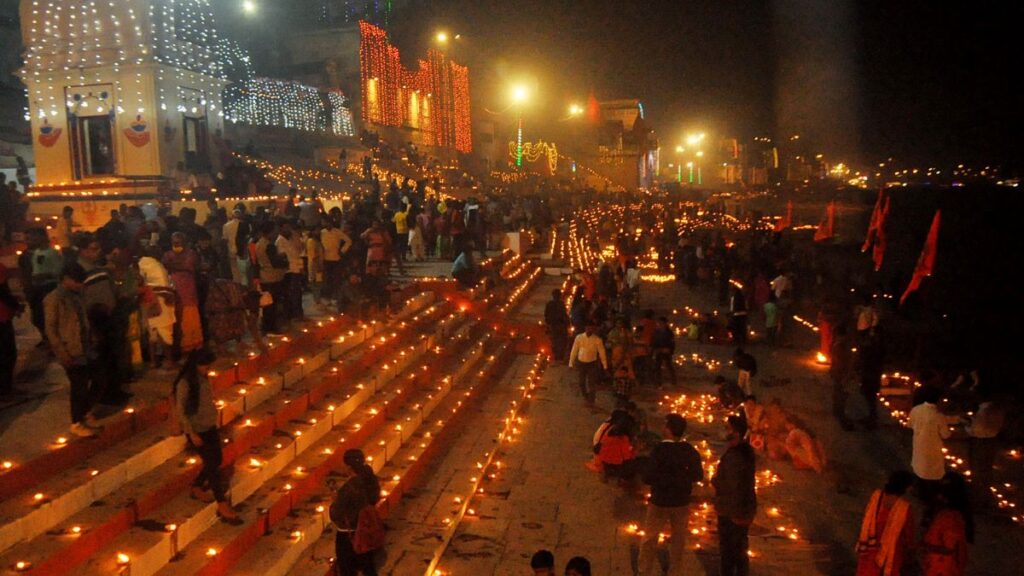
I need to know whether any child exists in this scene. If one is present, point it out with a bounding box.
[613,363,635,402]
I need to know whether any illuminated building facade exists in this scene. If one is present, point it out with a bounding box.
[359,21,472,154]
[18,0,228,194]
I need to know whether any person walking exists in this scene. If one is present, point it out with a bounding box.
[638,413,703,575]
[569,322,607,405]
[255,222,287,334]
[544,289,569,361]
[855,471,916,576]
[44,263,101,437]
[830,324,856,430]
[330,449,382,576]
[172,349,241,524]
[275,221,306,322]
[20,228,62,342]
[713,416,757,576]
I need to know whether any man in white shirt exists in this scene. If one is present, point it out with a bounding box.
[222,209,243,284]
[569,323,607,405]
[908,386,951,502]
[275,222,306,322]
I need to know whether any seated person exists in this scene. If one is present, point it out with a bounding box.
[763,399,791,461]
[715,375,746,409]
[452,245,478,288]
[596,420,636,482]
[742,395,767,451]
[784,418,827,474]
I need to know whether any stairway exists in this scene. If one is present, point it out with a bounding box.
[0,250,545,576]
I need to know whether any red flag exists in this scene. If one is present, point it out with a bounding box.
[900,209,941,305]
[773,200,792,232]
[813,201,836,242]
[872,195,891,271]
[862,189,884,252]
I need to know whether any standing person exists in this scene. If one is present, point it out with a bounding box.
[530,550,556,575]
[733,348,757,397]
[222,209,245,284]
[44,263,101,436]
[728,286,748,345]
[920,472,972,576]
[361,220,390,277]
[763,292,780,346]
[569,322,607,405]
[908,386,951,504]
[305,227,325,307]
[713,416,757,576]
[53,205,75,250]
[138,252,177,369]
[543,289,569,361]
[21,228,63,341]
[172,349,241,524]
[650,316,677,388]
[321,218,352,310]
[964,387,1004,503]
[391,204,409,272]
[275,221,306,322]
[855,470,916,576]
[255,221,287,334]
[0,263,23,398]
[330,449,382,576]
[638,414,703,576]
[163,233,204,354]
[830,324,856,431]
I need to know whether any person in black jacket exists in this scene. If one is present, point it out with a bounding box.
[638,414,703,575]
[330,449,381,576]
[544,289,570,361]
[733,348,757,397]
[713,416,757,576]
[650,316,677,387]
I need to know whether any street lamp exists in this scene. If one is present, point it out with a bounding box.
[674,146,685,182]
[510,84,531,169]
[686,132,706,147]
[242,0,257,14]
[435,31,449,44]
[568,103,583,117]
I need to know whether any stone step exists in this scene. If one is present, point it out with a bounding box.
[0,298,451,575]
[241,342,520,576]
[76,319,486,576]
[0,286,423,503]
[154,332,504,576]
[0,294,436,556]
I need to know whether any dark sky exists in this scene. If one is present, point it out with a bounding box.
[388,0,1023,170]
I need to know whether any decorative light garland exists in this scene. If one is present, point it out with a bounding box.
[223,77,354,137]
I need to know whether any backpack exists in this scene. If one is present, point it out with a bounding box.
[352,504,385,554]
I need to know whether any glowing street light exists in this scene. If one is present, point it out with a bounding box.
[568,103,583,117]
[686,132,706,146]
[510,84,532,168]
[436,31,449,43]
[242,0,257,14]
[675,145,685,153]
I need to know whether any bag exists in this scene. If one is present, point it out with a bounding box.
[352,505,385,554]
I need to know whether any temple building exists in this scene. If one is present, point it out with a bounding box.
[17,0,227,200]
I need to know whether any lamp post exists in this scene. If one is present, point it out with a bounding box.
[675,145,685,182]
[696,150,704,185]
[511,84,530,169]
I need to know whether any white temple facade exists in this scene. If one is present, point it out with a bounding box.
[18,0,227,197]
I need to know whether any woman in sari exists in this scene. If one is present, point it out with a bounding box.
[920,472,972,576]
[360,220,390,277]
[163,232,204,354]
[856,471,916,576]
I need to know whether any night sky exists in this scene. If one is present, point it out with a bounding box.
[387,0,1023,170]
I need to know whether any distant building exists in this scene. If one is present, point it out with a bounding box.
[586,99,659,189]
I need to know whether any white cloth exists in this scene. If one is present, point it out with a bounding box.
[276,235,305,274]
[569,333,607,368]
[967,401,1004,439]
[908,402,952,480]
[222,218,240,257]
[770,274,792,299]
[625,268,640,289]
